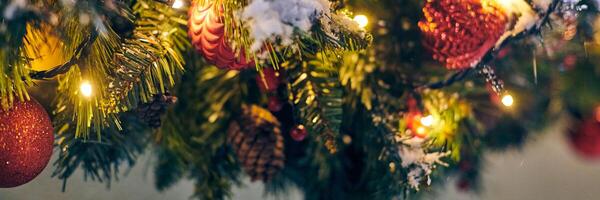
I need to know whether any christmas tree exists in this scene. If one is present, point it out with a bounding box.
[0,0,599,199]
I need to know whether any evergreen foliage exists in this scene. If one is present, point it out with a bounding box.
[1,0,600,199]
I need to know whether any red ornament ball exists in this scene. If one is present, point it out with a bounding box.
[418,0,507,70]
[568,118,600,160]
[456,178,471,192]
[188,2,254,70]
[562,54,577,71]
[0,98,54,188]
[596,106,600,122]
[405,97,427,138]
[290,125,308,142]
[256,67,280,93]
[267,96,283,112]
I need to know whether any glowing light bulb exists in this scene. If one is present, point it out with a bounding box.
[420,115,435,127]
[501,94,514,107]
[415,126,427,138]
[172,0,184,9]
[353,15,369,28]
[80,81,93,97]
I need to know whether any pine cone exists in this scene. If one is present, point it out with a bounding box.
[227,105,285,182]
[137,93,178,128]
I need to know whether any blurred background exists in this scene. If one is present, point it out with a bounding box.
[1,0,600,199]
[3,116,600,200]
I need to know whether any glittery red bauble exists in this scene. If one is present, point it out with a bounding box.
[562,54,577,71]
[188,2,254,70]
[0,98,54,188]
[290,125,307,142]
[456,178,471,192]
[256,68,280,93]
[405,97,426,138]
[418,0,507,70]
[568,118,600,160]
[267,96,283,112]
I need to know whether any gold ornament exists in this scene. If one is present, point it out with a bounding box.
[23,24,66,71]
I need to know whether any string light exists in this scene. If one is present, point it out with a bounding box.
[342,135,352,145]
[388,162,396,173]
[501,94,514,107]
[415,126,427,138]
[80,81,93,97]
[172,0,184,9]
[353,15,369,28]
[420,115,435,127]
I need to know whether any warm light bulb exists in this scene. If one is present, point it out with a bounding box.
[415,126,427,138]
[501,94,514,107]
[80,81,93,97]
[353,15,369,28]
[172,0,184,9]
[420,115,435,127]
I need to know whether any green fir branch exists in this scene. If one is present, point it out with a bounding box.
[52,113,150,190]
[289,52,343,153]
[0,13,32,108]
[52,0,188,138]
[154,60,247,199]
[339,50,375,110]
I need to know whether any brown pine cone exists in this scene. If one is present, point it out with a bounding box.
[137,93,178,128]
[227,105,285,182]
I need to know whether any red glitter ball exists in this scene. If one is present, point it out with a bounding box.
[562,54,577,71]
[418,0,507,70]
[267,96,283,112]
[456,178,471,192]
[405,96,426,138]
[188,2,254,70]
[0,98,54,188]
[290,125,308,142]
[256,67,280,93]
[595,105,600,123]
[569,118,600,160]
